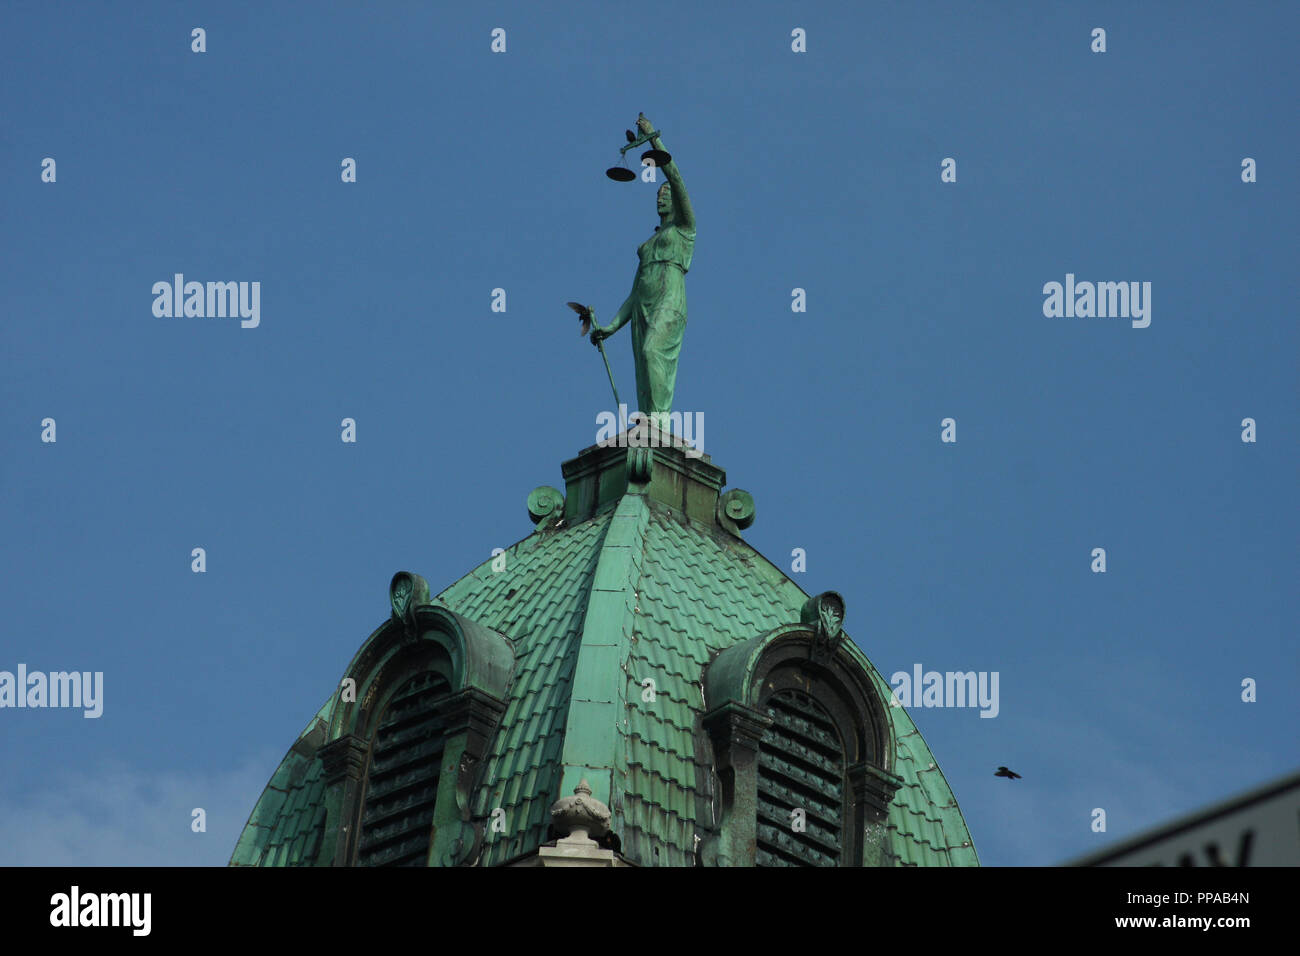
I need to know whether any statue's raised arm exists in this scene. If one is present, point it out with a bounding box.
[638,113,694,232]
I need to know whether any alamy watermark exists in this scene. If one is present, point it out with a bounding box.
[595,404,704,458]
[152,274,260,328]
[889,664,999,718]
[50,886,150,936]
[0,664,103,718]
[1042,273,1151,328]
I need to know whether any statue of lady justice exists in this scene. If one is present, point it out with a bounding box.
[586,114,696,431]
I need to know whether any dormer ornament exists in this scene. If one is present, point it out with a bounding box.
[801,591,846,660]
[389,571,430,637]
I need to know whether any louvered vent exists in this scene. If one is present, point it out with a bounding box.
[756,689,845,866]
[357,671,450,866]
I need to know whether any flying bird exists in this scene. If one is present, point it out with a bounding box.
[566,301,594,337]
[625,129,636,143]
[995,766,1022,780]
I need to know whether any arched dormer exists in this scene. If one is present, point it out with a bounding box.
[701,592,902,866]
[314,572,515,866]
[355,669,454,865]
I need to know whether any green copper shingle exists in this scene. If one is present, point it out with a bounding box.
[230,701,332,866]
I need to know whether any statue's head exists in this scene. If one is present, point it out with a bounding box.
[657,182,672,217]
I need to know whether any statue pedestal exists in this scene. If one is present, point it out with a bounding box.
[562,420,733,532]
[537,838,624,868]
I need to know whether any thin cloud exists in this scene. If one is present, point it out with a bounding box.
[0,754,277,866]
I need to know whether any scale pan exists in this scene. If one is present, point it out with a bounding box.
[641,149,672,168]
[606,166,637,181]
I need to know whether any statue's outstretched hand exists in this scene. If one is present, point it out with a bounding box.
[591,326,610,347]
[636,113,654,136]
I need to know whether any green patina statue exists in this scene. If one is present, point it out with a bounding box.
[589,114,696,427]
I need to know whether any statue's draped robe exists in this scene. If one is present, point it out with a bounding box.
[631,221,695,418]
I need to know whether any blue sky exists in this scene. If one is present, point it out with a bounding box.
[1,0,1295,866]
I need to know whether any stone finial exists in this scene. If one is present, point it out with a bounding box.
[550,779,611,845]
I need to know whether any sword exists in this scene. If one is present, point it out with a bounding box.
[595,338,621,409]
[566,301,621,408]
